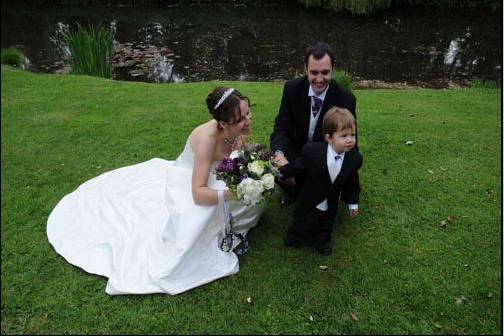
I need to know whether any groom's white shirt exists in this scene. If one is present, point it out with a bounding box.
[316,144,358,211]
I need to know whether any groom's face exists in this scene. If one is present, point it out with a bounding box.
[306,54,333,96]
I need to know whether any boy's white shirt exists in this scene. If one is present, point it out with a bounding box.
[316,144,358,212]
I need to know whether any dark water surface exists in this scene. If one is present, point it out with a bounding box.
[1,2,501,87]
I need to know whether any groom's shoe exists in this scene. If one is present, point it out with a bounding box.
[283,233,301,247]
[315,240,332,256]
[315,245,332,256]
[280,192,293,208]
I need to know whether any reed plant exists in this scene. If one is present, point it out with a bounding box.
[64,23,114,78]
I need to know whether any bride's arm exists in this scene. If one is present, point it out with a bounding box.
[192,136,232,205]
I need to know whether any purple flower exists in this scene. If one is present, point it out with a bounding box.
[250,143,264,152]
[216,158,237,173]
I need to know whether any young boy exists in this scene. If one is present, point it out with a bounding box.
[278,107,362,255]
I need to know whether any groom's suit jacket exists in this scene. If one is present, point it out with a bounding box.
[281,142,362,220]
[270,76,357,163]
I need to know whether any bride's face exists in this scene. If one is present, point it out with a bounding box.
[226,99,252,136]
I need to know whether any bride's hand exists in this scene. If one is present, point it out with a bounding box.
[224,190,233,201]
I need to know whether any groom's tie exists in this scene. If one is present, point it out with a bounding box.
[312,97,323,117]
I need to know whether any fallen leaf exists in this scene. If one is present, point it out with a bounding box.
[309,315,314,321]
[246,297,252,303]
[427,169,434,174]
[487,292,493,298]
[440,166,447,171]
[455,296,468,305]
[350,313,359,321]
[383,259,389,266]
[434,323,442,329]
[319,265,329,271]
[405,140,413,145]
[440,216,454,228]
[463,264,468,267]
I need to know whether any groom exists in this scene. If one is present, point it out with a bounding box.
[270,41,357,206]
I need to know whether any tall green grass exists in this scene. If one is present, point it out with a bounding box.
[64,23,114,78]
[470,79,500,89]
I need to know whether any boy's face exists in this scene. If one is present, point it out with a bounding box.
[326,125,356,154]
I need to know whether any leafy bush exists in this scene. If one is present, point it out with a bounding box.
[1,47,25,68]
[333,68,353,92]
[63,23,114,78]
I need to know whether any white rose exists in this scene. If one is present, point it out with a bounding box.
[261,173,275,190]
[236,178,264,206]
[229,150,243,159]
[248,160,265,176]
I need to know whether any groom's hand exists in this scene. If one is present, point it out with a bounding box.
[282,177,296,187]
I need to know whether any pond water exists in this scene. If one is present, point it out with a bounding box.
[1,2,501,87]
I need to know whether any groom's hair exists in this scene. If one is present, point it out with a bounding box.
[305,41,335,68]
[323,107,356,135]
[206,87,250,125]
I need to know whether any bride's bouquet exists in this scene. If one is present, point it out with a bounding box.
[215,143,279,206]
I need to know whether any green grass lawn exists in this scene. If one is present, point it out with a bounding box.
[1,66,501,334]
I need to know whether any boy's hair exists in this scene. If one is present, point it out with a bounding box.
[323,107,356,135]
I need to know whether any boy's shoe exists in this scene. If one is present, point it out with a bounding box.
[283,233,301,247]
[315,240,332,255]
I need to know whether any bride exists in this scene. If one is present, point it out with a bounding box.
[47,87,264,295]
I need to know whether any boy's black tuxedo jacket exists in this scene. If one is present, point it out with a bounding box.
[281,142,362,220]
[270,76,357,162]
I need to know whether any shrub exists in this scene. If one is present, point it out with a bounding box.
[1,47,26,68]
[63,23,114,78]
[333,69,353,92]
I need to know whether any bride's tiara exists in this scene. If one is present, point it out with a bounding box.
[214,88,235,110]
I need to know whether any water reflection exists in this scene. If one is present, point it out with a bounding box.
[1,3,500,87]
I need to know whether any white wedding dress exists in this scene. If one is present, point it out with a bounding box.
[47,137,264,295]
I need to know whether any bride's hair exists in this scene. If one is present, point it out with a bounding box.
[206,87,250,125]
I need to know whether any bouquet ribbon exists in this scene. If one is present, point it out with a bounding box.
[217,190,249,256]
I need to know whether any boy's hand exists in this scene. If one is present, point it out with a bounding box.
[273,152,289,167]
[349,209,359,219]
